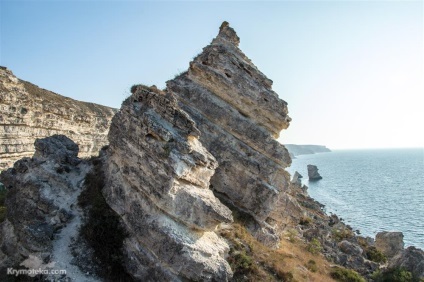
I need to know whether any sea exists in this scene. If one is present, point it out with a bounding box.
[286,148,424,250]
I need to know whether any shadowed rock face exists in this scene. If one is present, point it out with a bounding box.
[307,164,322,180]
[0,67,117,170]
[167,22,292,245]
[102,85,233,281]
[0,135,91,277]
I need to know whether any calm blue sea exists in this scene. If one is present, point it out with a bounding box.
[287,148,424,249]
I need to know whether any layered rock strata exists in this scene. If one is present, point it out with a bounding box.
[102,85,233,281]
[167,22,293,245]
[0,67,117,170]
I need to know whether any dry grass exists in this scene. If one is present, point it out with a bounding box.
[219,224,336,282]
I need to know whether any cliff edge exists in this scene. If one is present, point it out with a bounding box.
[0,67,117,170]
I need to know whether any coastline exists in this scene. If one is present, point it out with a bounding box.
[288,148,424,250]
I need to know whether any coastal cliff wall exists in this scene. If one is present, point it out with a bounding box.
[0,67,117,170]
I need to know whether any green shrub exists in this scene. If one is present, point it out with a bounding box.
[330,267,366,282]
[228,249,253,273]
[372,267,420,282]
[287,228,298,243]
[307,238,322,254]
[306,259,318,272]
[299,216,312,226]
[366,246,387,263]
[332,228,353,241]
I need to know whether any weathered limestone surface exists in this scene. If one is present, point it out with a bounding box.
[0,135,91,279]
[375,231,404,258]
[168,22,292,245]
[102,85,233,281]
[0,67,117,170]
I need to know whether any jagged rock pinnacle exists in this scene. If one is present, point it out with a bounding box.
[213,21,240,46]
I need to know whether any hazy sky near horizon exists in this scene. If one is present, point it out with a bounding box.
[1,1,423,150]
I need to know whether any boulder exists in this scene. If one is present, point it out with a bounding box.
[375,231,404,258]
[389,246,424,279]
[338,240,363,256]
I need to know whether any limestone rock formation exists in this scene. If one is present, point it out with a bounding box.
[375,231,404,258]
[168,21,293,245]
[102,85,233,281]
[307,164,322,180]
[291,171,303,186]
[0,135,93,280]
[0,67,117,170]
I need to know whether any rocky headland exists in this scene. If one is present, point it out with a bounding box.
[0,66,117,170]
[285,144,331,158]
[0,22,422,281]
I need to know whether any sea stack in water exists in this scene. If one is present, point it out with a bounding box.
[307,164,322,180]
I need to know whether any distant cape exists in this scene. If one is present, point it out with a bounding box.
[284,144,331,158]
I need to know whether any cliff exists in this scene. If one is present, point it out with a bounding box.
[0,23,422,282]
[285,144,331,157]
[102,85,233,280]
[0,67,117,170]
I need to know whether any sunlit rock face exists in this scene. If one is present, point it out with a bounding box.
[167,22,293,245]
[102,85,233,281]
[0,67,116,170]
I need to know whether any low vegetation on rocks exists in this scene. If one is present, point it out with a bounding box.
[330,266,366,282]
[372,267,423,282]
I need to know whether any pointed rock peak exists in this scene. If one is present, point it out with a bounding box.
[213,21,240,46]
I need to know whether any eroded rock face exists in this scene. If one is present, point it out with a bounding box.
[168,22,293,245]
[103,85,233,281]
[0,135,91,278]
[375,231,404,258]
[0,67,117,170]
[389,246,424,278]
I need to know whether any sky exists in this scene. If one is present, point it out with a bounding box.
[1,1,423,150]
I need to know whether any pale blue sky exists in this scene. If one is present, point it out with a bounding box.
[1,1,423,149]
